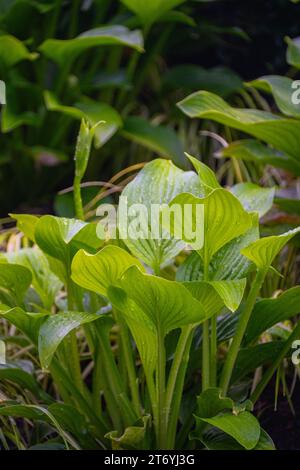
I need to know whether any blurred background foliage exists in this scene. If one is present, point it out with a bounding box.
[0,0,299,218]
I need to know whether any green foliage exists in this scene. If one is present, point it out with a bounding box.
[2,150,299,450]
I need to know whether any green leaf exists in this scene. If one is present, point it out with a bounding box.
[0,364,43,396]
[286,36,300,69]
[186,153,221,194]
[0,263,32,306]
[10,213,39,242]
[241,227,300,269]
[39,25,144,67]
[71,245,145,297]
[44,92,122,147]
[0,307,48,344]
[108,266,209,373]
[121,0,185,26]
[34,215,103,280]
[176,214,259,281]
[247,75,300,118]
[199,411,260,450]
[200,427,275,450]
[0,35,38,68]
[120,158,203,270]
[196,388,234,419]
[232,342,287,383]
[105,416,151,450]
[219,140,300,177]
[168,188,252,262]
[6,247,63,310]
[165,65,242,97]
[111,266,209,336]
[177,91,300,160]
[121,116,185,167]
[231,182,275,218]
[245,287,300,344]
[183,278,246,317]
[38,311,105,369]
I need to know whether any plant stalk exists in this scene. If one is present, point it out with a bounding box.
[220,268,267,396]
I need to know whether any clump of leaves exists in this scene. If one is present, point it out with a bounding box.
[1,124,299,449]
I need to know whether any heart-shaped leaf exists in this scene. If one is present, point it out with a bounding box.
[168,188,252,262]
[120,158,203,270]
[241,227,300,269]
[39,25,144,67]
[183,278,246,317]
[112,266,208,336]
[71,245,144,297]
[108,266,209,373]
[176,214,259,281]
[34,216,103,281]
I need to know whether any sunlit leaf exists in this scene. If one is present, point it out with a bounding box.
[247,75,300,118]
[71,245,144,297]
[183,278,246,316]
[231,182,275,218]
[241,227,300,269]
[120,158,203,270]
[177,91,300,160]
[168,188,252,262]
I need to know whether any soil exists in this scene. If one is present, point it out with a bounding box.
[255,378,300,450]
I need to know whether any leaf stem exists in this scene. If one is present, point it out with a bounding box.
[74,175,84,220]
[114,309,141,415]
[165,326,194,449]
[220,268,267,396]
[210,315,217,387]
[202,250,210,390]
[156,326,166,449]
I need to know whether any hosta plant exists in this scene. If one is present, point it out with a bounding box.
[0,129,300,450]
